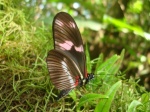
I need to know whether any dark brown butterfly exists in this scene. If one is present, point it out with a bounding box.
[46,12,94,100]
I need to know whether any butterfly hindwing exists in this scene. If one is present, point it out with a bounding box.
[46,49,81,90]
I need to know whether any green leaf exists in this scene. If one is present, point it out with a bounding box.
[96,54,119,75]
[127,100,143,112]
[77,93,108,110]
[96,49,124,77]
[141,93,150,104]
[86,44,91,73]
[103,15,150,40]
[110,49,125,74]
[94,81,122,112]
[95,53,104,74]
[76,19,105,31]
[141,93,150,111]
[69,90,77,101]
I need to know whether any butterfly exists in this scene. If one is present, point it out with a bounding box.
[46,12,94,100]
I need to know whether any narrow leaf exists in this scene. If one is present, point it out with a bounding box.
[69,90,77,101]
[94,81,122,112]
[109,49,125,74]
[95,53,104,74]
[127,100,143,112]
[86,44,91,73]
[77,93,108,109]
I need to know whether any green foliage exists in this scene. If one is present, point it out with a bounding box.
[127,100,143,112]
[86,44,92,73]
[77,93,108,110]
[95,81,122,112]
[103,15,150,40]
[0,0,150,112]
[0,0,53,111]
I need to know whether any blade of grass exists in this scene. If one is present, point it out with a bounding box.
[86,44,91,73]
[127,100,143,112]
[103,15,150,40]
[94,81,122,112]
[77,93,108,110]
[95,53,104,74]
[96,49,124,78]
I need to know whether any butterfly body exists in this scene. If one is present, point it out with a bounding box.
[46,12,94,100]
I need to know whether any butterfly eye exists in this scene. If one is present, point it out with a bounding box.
[46,12,94,100]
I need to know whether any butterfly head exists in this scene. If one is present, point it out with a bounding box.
[80,73,94,86]
[85,73,94,84]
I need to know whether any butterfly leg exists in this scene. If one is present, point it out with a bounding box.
[55,89,73,100]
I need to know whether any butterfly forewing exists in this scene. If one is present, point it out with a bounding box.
[46,49,81,90]
[52,12,86,78]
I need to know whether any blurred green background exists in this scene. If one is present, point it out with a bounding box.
[0,0,150,111]
[20,0,150,91]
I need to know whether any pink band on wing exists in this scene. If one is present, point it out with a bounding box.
[59,41,83,52]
